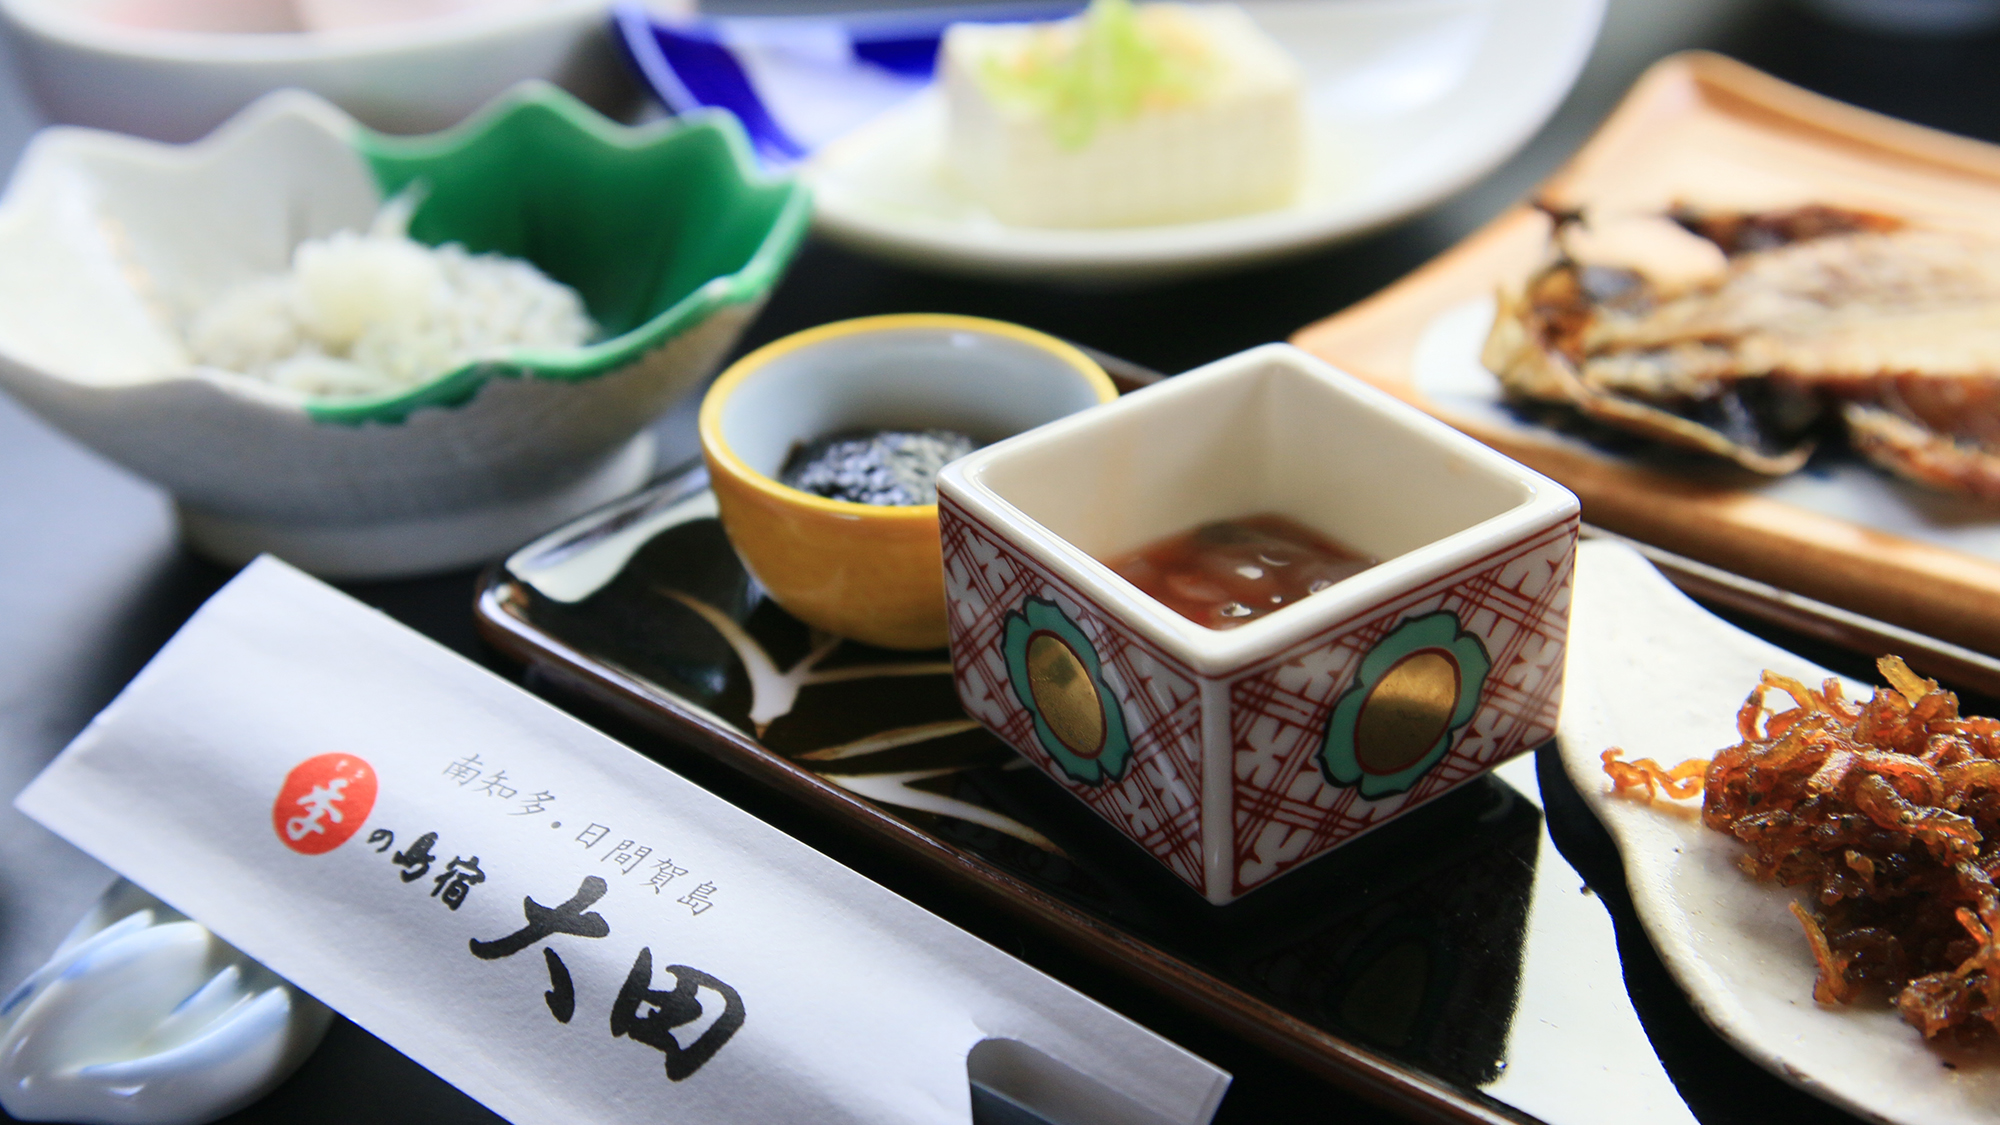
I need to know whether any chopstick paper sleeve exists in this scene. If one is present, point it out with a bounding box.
[16,556,1229,1125]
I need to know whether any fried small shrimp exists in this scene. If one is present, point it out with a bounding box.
[1602,747,1707,802]
[1792,901,1856,1005]
[1608,654,2000,1041]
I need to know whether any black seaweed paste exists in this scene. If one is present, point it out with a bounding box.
[778,429,978,506]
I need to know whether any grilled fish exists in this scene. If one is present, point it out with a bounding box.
[1483,204,2000,498]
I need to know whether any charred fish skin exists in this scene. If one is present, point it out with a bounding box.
[1485,203,2000,499]
[1484,211,1822,475]
[1669,203,1902,256]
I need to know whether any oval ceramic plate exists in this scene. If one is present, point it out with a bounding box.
[803,0,1602,280]
[1557,539,2000,1125]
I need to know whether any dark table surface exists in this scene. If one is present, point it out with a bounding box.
[9,1,2000,1121]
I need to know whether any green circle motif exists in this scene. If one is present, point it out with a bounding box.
[1320,611,1491,799]
[1003,597,1133,785]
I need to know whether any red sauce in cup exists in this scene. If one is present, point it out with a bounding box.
[1103,514,1377,630]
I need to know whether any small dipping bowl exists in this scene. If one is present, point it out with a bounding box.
[699,314,1115,650]
[936,343,1580,903]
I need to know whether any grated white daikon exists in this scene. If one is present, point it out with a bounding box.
[186,197,596,399]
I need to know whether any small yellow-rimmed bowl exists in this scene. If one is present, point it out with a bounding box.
[698,313,1116,650]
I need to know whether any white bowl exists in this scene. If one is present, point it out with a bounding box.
[938,343,1579,901]
[0,0,639,142]
[0,86,808,579]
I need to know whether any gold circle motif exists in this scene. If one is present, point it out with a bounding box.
[1026,633,1106,758]
[1355,651,1461,775]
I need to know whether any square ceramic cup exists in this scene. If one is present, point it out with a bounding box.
[935,344,1579,903]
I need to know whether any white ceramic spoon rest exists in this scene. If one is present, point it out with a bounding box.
[0,880,332,1125]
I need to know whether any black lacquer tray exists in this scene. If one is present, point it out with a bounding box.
[475,452,2000,1125]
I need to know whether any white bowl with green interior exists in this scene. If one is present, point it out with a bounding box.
[0,83,809,578]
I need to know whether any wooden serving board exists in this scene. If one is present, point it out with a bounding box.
[1292,51,2000,656]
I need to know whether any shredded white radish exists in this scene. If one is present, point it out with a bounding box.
[186,195,595,398]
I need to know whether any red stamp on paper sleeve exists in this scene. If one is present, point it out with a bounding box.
[272,754,377,855]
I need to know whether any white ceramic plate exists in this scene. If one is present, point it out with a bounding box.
[803,0,1603,281]
[1558,539,2000,1125]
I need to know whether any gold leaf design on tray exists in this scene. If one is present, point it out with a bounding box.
[662,589,950,734]
[661,588,1056,854]
[826,769,1064,855]
[795,720,985,762]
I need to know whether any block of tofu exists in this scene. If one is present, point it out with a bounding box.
[943,1,1304,229]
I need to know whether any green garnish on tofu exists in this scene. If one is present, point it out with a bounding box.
[975,0,1216,149]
